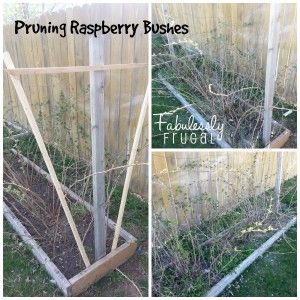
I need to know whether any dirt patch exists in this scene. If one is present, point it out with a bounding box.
[3,155,125,279]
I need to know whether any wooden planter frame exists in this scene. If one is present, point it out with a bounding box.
[4,151,137,296]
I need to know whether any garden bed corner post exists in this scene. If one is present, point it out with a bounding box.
[263,3,281,146]
[89,35,107,260]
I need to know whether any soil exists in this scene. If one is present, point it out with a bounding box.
[3,155,125,279]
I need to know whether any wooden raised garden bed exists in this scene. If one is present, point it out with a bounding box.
[4,151,137,296]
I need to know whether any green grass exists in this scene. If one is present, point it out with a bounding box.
[222,226,297,297]
[3,222,62,297]
[109,185,148,239]
[3,125,12,137]
[156,218,296,297]
[154,177,297,297]
[281,177,297,208]
[69,202,89,218]
[4,219,143,297]
[159,270,209,297]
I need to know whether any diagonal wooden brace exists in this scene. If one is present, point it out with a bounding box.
[3,51,91,268]
[111,85,149,251]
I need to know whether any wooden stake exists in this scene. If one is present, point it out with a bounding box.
[89,36,107,260]
[3,51,91,268]
[263,4,281,145]
[274,151,283,212]
[111,85,149,251]
[5,62,147,76]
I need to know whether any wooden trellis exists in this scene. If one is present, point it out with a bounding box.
[3,39,148,294]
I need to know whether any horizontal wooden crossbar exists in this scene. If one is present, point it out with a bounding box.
[5,62,147,75]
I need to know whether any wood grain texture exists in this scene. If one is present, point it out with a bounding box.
[69,242,137,296]
[263,4,281,145]
[89,35,107,260]
[266,129,291,149]
[6,63,146,75]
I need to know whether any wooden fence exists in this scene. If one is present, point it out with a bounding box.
[153,3,297,103]
[3,3,148,196]
[152,151,297,225]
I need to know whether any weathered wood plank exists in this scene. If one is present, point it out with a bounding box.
[89,35,107,260]
[266,129,291,148]
[206,217,296,296]
[263,3,281,145]
[3,202,71,296]
[6,63,147,75]
[274,151,283,212]
[69,242,137,296]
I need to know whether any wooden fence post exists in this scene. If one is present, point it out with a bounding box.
[161,4,176,62]
[274,151,283,213]
[263,3,281,146]
[89,36,106,260]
